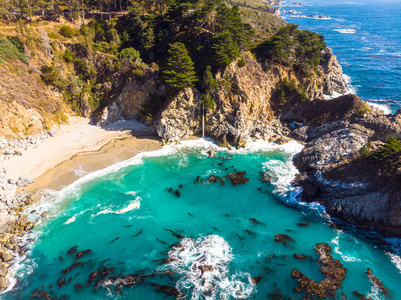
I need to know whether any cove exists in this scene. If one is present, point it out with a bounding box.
[4,140,401,299]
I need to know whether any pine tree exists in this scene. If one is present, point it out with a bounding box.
[162,42,198,89]
[211,31,240,68]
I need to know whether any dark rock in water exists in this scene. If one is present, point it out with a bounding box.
[259,171,272,183]
[150,283,186,299]
[156,238,167,245]
[250,218,264,225]
[174,190,181,197]
[109,237,119,243]
[226,171,249,186]
[245,229,257,237]
[200,179,204,184]
[292,243,347,299]
[164,228,184,239]
[94,267,115,291]
[207,150,214,157]
[293,254,309,260]
[297,222,311,227]
[251,275,263,284]
[59,256,64,261]
[353,290,372,300]
[178,184,183,189]
[198,265,214,274]
[208,175,224,185]
[30,288,55,300]
[121,274,142,287]
[74,283,84,291]
[131,229,143,237]
[57,278,66,288]
[274,234,293,245]
[61,262,85,275]
[87,268,101,286]
[366,268,391,298]
[268,283,292,300]
[74,249,92,261]
[67,245,77,255]
[193,176,200,183]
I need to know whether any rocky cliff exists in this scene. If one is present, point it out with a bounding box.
[291,95,401,236]
[147,49,348,145]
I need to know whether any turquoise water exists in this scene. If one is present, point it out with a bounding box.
[4,140,401,299]
[281,0,401,113]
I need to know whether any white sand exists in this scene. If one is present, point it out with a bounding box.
[1,117,155,182]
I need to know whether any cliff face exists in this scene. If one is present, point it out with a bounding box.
[291,96,401,236]
[150,49,348,145]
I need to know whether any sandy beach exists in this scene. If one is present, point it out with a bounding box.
[1,117,161,194]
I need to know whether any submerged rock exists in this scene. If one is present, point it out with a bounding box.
[226,171,249,186]
[292,243,347,299]
[353,290,372,300]
[366,268,390,297]
[274,234,293,246]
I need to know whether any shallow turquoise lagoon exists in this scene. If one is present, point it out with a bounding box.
[4,140,401,299]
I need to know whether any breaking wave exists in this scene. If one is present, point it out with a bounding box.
[165,234,255,299]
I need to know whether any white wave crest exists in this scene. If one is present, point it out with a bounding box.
[64,215,76,225]
[95,197,141,216]
[165,234,255,299]
[334,29,356,34]
[367,102,392,115]
[385,251,401,274]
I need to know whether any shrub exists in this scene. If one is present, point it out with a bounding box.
[41,65,67,90]
[0,38,28,63]
[367,137,401,175]
[59,26,79,38]
[118,47,141,62]
[63,50,74,63]
[238,57,246,67]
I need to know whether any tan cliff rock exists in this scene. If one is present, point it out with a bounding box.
[149,49,348,145]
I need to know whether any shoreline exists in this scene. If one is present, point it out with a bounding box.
[0,117,163,292]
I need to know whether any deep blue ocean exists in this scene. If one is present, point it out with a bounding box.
[281,0,401,113]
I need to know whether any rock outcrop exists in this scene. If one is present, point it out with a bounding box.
[291,96,401,236]
[152,87,202,142]
[320,47,349,96]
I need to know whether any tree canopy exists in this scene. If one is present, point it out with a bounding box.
[162,42,198,89]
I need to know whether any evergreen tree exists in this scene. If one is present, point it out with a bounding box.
[211,31,240,68]
[162,42,198,89]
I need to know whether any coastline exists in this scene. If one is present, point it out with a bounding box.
[0,116,164,292]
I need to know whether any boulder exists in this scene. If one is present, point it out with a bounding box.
[0,276,9,292]
[16,176,34,187]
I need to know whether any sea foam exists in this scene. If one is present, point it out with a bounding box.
[165,234,255,299]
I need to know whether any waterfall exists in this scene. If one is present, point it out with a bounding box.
[202,100,205,138]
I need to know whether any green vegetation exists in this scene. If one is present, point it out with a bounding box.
[256,24,326,74]
[162,42,198,89]
[41,65,68,91]
[118,47,141,62]
[0,38,28,63]
[59,26,80,38]
[360,137,401,175]
[276,77,308,105]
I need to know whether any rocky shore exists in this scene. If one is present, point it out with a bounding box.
[291,97,401,237]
